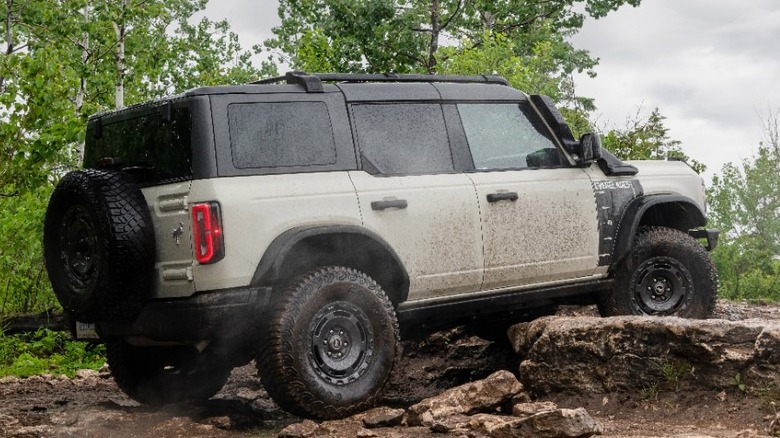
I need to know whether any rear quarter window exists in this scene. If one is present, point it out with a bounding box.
[84,106,193,184]
[228,101,337,169]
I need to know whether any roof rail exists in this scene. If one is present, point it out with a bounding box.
[250,71,510,92]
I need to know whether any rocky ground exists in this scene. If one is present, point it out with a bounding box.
[2,300,780,438]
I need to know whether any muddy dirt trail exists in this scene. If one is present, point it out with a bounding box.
[2,301,779,438]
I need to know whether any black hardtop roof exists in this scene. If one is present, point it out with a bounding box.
[89,72,522,121]
[252,71,510,90]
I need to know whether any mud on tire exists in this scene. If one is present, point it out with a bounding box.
[257,266,400,420]
[106,341,231,405]
[43,169,154,322]
[599,226,717,318]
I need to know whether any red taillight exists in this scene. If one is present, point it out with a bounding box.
[191,202,225,264]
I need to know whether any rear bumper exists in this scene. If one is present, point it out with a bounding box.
[96,286,272,341]
[689,229,719,251]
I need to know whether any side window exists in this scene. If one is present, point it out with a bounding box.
[85,107,193,183]
[351,104,454,175]
[458,103,562,170]
[228,101,336,169]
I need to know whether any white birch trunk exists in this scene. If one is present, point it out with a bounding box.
[113,0,127,109]
[75,6,89,113]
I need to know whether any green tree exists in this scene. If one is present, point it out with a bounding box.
[0,0,275,315]
[266,0,637,139]
[709,110,780,300]
[601,107,706,174]
[267,0,641,77]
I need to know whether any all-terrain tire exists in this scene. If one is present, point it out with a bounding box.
[43,169,155,322]
[257,266,400,420]
[106,341,232,406]
[598,226,717,318]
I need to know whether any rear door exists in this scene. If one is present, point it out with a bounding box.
[348,101,483,301]
[458,102,599,291]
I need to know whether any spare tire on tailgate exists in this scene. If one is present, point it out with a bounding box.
[43,169,155,322]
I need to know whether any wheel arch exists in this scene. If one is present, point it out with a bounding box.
[252,225,410,305]
[612,194,707,269]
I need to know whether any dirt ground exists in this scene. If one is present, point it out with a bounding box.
[1,301,779,438]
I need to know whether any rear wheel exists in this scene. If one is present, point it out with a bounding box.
[257,266,399,420]
[599,226,717,318]
[106,341,231,405]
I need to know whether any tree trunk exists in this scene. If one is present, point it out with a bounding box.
[1,0,14,91]
[75,6,89,113]
[427,0,439,74]
[113,0,127,109]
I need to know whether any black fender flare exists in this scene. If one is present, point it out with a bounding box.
[251,225,410,304]
[612,194,707,269]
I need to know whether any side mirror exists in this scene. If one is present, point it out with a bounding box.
[575,132,603,164]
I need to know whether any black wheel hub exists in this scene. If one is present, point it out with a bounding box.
[632,257,692,315]
[309,301,374,385]
[59,205,100,293]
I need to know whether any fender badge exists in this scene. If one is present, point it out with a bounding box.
[172,222,184,245]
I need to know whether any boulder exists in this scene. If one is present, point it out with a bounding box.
[275,373,601,438]
[406,370,525,426]
[361,407,405,428]
[468,407,601,438]
[278,419,319,438]
[509,315,780,394]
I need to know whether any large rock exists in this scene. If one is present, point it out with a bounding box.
[276,373,602,438]
[469,406,602,438]
[406,370,525,426]
[509,315,780,394]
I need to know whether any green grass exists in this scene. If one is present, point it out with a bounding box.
[0,328,106,378]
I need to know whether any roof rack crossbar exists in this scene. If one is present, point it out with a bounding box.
[251,71,324,92]
[250,71,509,92]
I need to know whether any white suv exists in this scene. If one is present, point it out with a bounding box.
[43,72,718,419]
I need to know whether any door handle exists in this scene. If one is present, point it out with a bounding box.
[371,199,408,211]
[486,192,519,203]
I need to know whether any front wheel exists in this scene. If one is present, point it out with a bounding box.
[257,266,399,420]
[599,226,717,318]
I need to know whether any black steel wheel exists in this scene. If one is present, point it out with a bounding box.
[309,300,375,385]
[58,205,102,301]
[599,226,717,318]
[106,341,232,406]
[43,169,154,322]
[631,257,693,314]
[257,266,399,420]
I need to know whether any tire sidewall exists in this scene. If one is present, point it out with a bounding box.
[288,269,397,407]
[44,173,111,316]
[106,341,231,405]
[263,267,399,418]
[43,170,154,322]
[610,227,716,318]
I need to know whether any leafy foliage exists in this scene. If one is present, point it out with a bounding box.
[267,0,639,112]
[0,185,57,315]
[601,107,706,174]
[0,0,275,316]
[0,328,106,378]
[709,111,780,301]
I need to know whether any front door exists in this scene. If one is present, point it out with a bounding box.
[456,102,599,291]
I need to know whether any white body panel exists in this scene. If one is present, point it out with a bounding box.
[349,171,483,300]
[467,168,600,290]
[188,173,362,292]
[141,181,195,299]
[625,160,706,210]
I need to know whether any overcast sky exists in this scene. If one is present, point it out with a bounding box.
[204,0,780,181]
